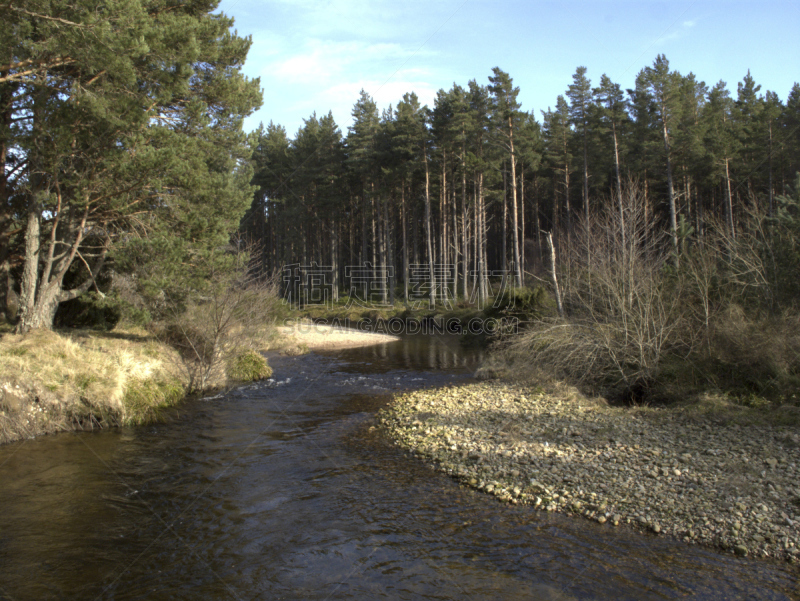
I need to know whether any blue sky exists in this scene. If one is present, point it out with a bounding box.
[217,0,800,137]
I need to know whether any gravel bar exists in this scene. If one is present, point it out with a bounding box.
[378,381,800,563]
[277,322,399,350]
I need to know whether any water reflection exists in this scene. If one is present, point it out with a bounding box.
[327,332,484,373]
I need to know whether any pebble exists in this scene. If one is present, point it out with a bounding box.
[379,381,800,563]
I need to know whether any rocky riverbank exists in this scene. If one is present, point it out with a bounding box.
[379,380,800,563]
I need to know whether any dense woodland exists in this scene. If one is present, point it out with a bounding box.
[2,2,800,404]
[243,58,800,308]
[3,1,800,378]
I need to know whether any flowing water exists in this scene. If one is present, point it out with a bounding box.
[0,335,797,600]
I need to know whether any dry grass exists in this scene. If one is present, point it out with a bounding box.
[0,328,187,443]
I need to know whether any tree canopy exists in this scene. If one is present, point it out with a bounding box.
[1,0,261,331]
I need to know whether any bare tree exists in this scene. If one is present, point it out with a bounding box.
[157,243,280,392]
[504,182,690,401]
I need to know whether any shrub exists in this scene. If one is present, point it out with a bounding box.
[227,350,272,382]
[704,306,800,403]
[123,378,185,425]
[502,182,690,403]
[484,285,549,320]
[498,179,800,407]
[54,290,152,330]
[152,243,281,392]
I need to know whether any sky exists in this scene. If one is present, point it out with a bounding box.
[216,0,800,138]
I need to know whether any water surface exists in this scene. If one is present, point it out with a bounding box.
[0,335,797,600]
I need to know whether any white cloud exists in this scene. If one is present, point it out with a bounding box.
[656,18,699,44]
[266,40,424,85]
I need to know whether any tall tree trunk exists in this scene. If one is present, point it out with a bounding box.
[520,163,525,285]
[478,171,488,305]
[695,184,703,242]
[502,165,508,287]
[331,221,338,302]
[424,143,436,308]
[412,194,419,267]
[768,121,774,218]
[552,173,559,236]
[545,231,563,318]
[440,151,447,303]
[349,196,355,269]
[452,183,458,301]
[371,185,377,271]
[377,193,386,305]
[534,172,542,260]
[724,158,735,239]
[402,182,409,303]
[384,192,393,305]
[564,162,571,241]
[361,190,368,266]
[612,120,625,249]
[508,121,522,288]
[462,160,468,301]
[644,170,650,230]
[17,80,47,332]
[17,193,43,331]
[661,117,679,261]
[471,181,478,302]
[582,121,589,226]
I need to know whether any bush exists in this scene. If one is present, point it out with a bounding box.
[54,290,152,330]
[704,306,800,403]
[497,179,800,408]
[484,285,549,319]
[123,377,185,425]
[503,182,690,403]
[54,291,123,330]
[227,349,272,382]
[151,243,281,392]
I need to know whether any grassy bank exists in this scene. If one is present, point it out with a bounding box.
[0,325,276,445]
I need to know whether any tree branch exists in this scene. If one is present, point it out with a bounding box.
[5,5,85,28]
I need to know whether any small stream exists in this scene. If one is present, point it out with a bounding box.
[0,335,797,600]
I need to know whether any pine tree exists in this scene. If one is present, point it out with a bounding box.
[541,96,573,237]
[734,71,764,203]
[703,81,740,237]
[567,66,592,226]
[637,55,682,259]
[673,73,708,238]
[346,90,381,274]
[784,84,800,188]
[761,91,783,216]
[594,74,629,243]
[246,121,292,271]
[6,0,262,331]
[392,93,427,301]
[515,112,543,275]
[467,80,491,304]
[489,68,523,287]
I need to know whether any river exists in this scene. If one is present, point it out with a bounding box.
[0,335,797,600]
